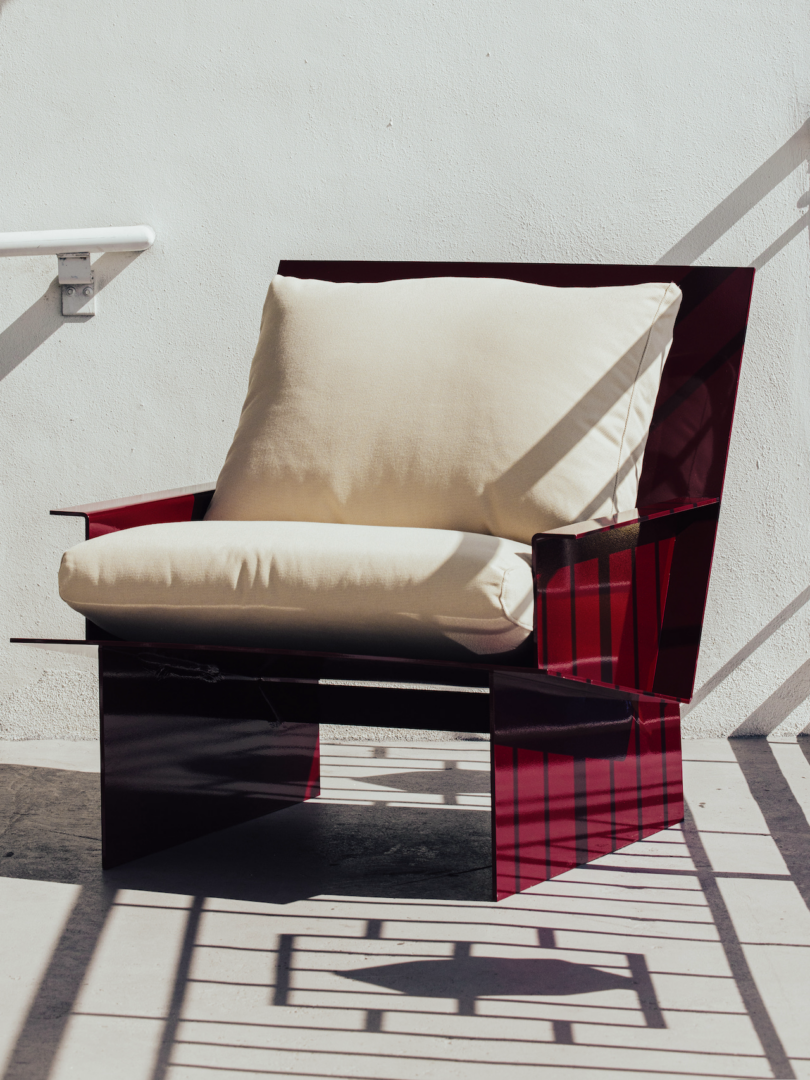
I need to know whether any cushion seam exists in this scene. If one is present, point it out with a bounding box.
[498,565,534,630]
[611,282,674,513]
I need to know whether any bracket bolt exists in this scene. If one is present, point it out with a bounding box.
[65,287,75,296]
[83,286,93,297]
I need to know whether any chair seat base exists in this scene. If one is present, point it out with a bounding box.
[16,640,683,897]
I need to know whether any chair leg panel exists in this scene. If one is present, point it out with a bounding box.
[492,743,520,902]
[583,756,615,861]
[546,751,578,881]
[638,699,667,836]
[661,699,684,828]
[612,718,644,849]
[99,646,320,868]
[490,673,684,900]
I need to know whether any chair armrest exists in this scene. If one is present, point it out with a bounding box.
[532,498,721,702]
[52,483,216,540]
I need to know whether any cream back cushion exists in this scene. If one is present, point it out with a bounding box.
[206,275,682,543]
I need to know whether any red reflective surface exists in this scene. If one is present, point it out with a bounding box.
[87,493,194,539]
[20,261,753,896]
[99,646,320,868]
[534,500,720,702]
[491,672,681,900]
[53,486,214,540]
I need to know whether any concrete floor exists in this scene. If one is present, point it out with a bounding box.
[1,738,810,1079]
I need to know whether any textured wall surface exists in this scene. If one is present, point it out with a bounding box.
[1,0,809,738]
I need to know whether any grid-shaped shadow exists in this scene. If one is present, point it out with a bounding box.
[4,739,810,1079]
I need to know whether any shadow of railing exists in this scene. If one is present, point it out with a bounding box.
[687,585,810,714]
[658,120,810,266]
[0,251,143,383]
[680,804,795,1079]
[730,657,810,737]
[729,739,810,910]
[3,736,810,1079]
[2,885,117,1080]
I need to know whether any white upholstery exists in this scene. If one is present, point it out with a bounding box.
[59,520,534,660]
[59,272,683,657]
[206,274,682,544]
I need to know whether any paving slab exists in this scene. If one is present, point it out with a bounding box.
[0,737,808,1078]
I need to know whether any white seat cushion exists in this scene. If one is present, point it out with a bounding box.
[206,274,682,543]
[59,520,534,660]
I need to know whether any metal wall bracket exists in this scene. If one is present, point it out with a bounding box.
[58,253,95,316]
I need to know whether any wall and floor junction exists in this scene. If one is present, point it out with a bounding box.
[1,1,810,740]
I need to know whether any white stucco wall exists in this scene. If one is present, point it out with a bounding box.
[1,0,809,739]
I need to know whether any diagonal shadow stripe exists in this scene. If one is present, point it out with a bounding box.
[751,215,810,270]
[730,739,810,910]
[575,442,644,523]
[729,658,810,737]
[687,587,810,712]
[658,122,810,265]
[2,884,118,1080]
[149,895,204,1080]
[0,251,142,382]
[672,267,740,326]
[482,319,669,506]
[681,804,795,1080]
[650,328,747,429]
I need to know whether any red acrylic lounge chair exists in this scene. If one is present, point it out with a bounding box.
[14,261,755,900]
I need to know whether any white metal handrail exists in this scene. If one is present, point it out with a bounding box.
[0,225,155,258]
[0,225,155,316]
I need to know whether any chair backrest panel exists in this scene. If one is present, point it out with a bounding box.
[637,267,754,505]
[279,261,755,507]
